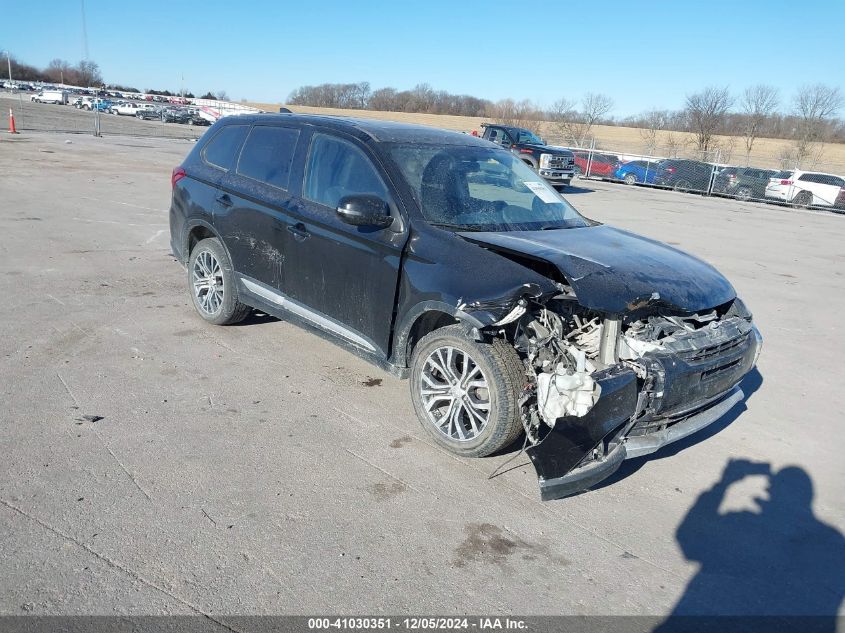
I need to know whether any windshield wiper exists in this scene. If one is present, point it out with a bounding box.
[429,222,487,232]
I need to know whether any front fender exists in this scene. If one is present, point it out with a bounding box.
[390,228,558,367]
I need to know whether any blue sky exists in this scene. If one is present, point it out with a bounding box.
[3,0,844,116]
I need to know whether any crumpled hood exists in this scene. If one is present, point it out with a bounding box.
[459,225,736,314]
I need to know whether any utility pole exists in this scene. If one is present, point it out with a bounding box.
[81,0,90,60]
[5,51,11,89]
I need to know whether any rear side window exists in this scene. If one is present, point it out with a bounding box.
[236,126,300,190]
[303,134,388,208]
[201,124,249,171]
[487,128,511,146]
[798,173,819,183]
[816,174,845,187]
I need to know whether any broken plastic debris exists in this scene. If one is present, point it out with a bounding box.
[76,415,104,423]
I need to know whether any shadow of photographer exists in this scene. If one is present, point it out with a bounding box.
[655,458,844,631]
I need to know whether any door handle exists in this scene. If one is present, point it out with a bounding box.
[215,193,233,207]
[287,222,310,241]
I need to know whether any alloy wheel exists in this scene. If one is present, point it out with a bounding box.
[420,346,491,442]
[192,250,224,315]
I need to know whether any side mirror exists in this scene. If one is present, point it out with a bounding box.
[336,195,393,228]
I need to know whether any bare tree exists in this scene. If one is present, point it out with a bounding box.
[712,135,736,164]
[792,84,843,166]
[486,99,544,134]
[663,131,686,158]
[367,87,399,111]
[76,60,102,87]
[685,86,733,152]
[638,109,669,155]
[740,85,778,164]
[551,94,613,147]
[45,58,73,84]
[355,81,370,109]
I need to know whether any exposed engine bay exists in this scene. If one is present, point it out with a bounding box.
[493,289,759,499]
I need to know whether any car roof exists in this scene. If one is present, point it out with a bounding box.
[792,169,841,177]
[227,113,493,146]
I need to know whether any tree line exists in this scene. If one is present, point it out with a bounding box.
[288,82,490,117]
[2,51,105,89]
[1,50,230,100]
[288,81,844,165]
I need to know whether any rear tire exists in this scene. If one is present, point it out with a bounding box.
[793,191,813,208]
[674,179,693,192]
[409,324,525,458]
[188,238,251,325]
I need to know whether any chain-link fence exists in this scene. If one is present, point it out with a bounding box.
[549,134,845,212]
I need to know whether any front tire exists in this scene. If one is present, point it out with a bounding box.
[409,325,524,457]
[736,186,753,201]
[624,173,638,185]
[188,238,251,325]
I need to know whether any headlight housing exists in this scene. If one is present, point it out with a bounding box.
[539,153,552,169]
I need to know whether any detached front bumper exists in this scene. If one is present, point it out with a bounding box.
[530,386,745,501]
[528,324,761,501]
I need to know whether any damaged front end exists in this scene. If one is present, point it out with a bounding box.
[489,289,762,501]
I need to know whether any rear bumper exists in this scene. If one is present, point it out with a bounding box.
[765,189,788,201]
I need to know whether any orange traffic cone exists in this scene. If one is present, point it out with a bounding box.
[9,108,18,134]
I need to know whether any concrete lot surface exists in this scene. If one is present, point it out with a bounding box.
[1,131,843,621]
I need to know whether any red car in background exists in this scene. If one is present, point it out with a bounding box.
[573,151,621,178]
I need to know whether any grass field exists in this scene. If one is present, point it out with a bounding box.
[248,102,845,174]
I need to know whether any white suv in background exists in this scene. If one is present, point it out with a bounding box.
[113,102,143,116]
[765,170,845,208]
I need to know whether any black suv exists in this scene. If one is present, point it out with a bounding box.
[712,167,777,201]
[169,114,761,500]
[653,159,718,192]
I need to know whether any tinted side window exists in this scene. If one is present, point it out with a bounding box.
[815,174,844,187]
[303,134,388,208]
[201,125,249,171]
[236,126,300,190]
[798,173,818,183]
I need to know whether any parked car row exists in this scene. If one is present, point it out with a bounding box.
[5,80,193,103]
[62,95,211,126]
[566,148,845,211]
